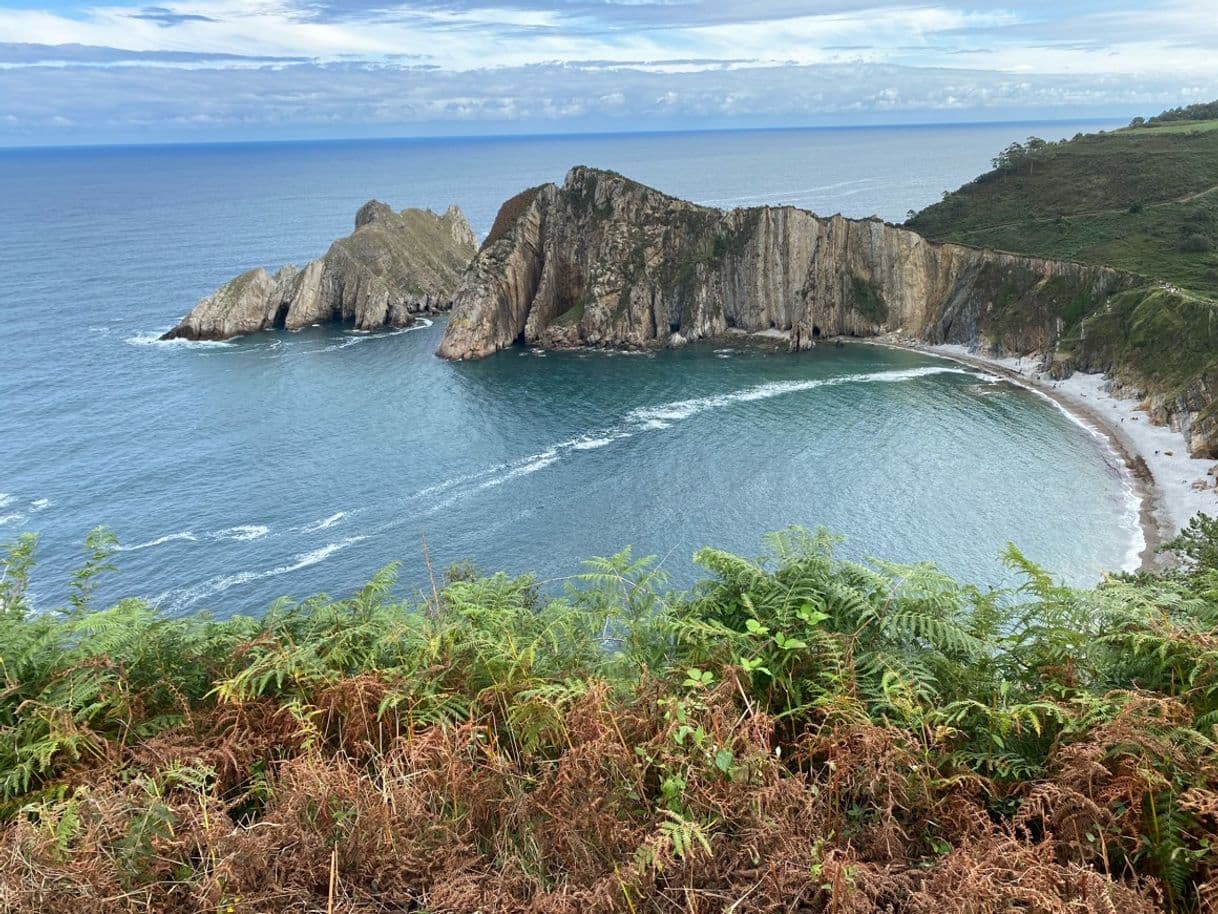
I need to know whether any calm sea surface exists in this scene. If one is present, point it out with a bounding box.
[0,122,1138,612]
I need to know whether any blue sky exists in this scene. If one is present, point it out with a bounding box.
[1,0,1216,145]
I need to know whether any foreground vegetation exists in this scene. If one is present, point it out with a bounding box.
[5,523,1218,912]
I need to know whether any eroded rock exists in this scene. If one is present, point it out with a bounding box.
[164,202,476,341]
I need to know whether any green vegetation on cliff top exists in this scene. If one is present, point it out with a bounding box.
[907,113,1218,301]
[6,522,1218,911]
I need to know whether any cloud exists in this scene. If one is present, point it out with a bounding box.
[129,6,219,27]
[3,58,1213,141]
[0,41,306,66]
[0,0,1215,143]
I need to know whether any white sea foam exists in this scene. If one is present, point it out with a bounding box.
[117,531,198,552]
[212,524,269,542]
[571,433,630,450]
[320,336,364,352]
[0,513,24,527]
[126,331,236,348]
[625,366,969,429]
[0,493,12,508]
[414,460,515,498]
[474,453,560,491]
[301,511,347,532]
[29,498,50,511]
[162,535,368,610]
[318,319,433,352]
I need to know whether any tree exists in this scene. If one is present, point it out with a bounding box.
[991,141,1027,173]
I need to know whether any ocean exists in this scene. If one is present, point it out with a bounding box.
[0,120,1139,613]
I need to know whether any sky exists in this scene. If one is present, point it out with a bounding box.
[1,0,1217,146]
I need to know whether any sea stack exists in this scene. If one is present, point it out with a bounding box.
[163,202,477,341]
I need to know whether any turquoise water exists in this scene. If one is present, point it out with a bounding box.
[0,121,1136,611]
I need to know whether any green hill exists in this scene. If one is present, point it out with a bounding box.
[907,119,1218,299]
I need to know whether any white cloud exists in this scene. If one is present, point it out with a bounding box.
[0,0,1216,142]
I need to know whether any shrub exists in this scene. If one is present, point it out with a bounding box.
[4,524,1218,911]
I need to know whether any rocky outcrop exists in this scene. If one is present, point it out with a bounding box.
[437,167,1136,362]
[164,202,476,341]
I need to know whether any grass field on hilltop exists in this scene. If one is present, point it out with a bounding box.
[907,120,1218,300]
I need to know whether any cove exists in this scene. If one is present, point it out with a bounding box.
[19,318,1139,614]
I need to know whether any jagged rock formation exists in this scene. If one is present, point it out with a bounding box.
[438,167,1136,362]
[164,202,476,341]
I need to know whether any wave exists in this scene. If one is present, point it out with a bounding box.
[474,453,559,492]
[161,535,368,611]
[301,511,348,533]
[0,513,25,527]
[625,366,972,428]
[125,331,236,348]
[29,498,50,511]
[0,493,11,509]
[318,319,434,352]
[413,460,516,498]
[117,531,198,552]
[211,524,269,542]
[571,433,630,450]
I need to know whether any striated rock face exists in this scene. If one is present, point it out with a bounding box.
[438,167,1136,361]
[164,202,476,341]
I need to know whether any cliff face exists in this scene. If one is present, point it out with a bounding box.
[164,202,476,341]
[437,167,1134,361]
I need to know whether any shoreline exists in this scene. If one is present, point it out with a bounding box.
[852,335,1218,571]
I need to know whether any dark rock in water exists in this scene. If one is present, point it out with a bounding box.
[163,202,476,341]
[436,167,1134,362]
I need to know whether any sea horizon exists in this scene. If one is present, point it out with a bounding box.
[0,114,1128,153]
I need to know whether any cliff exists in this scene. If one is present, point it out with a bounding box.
[163,201,476,341]
[438,167,1134,361]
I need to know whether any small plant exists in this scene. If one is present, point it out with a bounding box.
[1181,233,1213,253]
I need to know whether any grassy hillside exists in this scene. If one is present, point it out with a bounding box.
[907,119,1218,300]
[6,524,1218,912]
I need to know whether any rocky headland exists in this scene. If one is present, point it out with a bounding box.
[163,201,476,341]
[438,166,1135,360]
